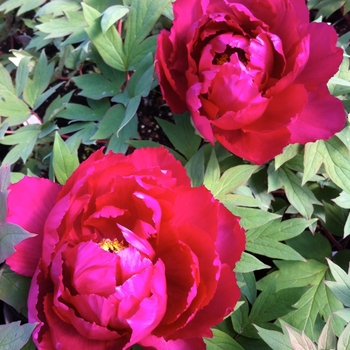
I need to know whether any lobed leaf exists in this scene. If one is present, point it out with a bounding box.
[0,321,37,350]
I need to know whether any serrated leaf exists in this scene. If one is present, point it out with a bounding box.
[36,11,86,39]
[83,3,126,71]
[0,0,46,15]
[0,321,37,350]
[0,64,31,126]
[204,329,244,350]
[275,144,303,170]
[211,164,260,198]
[0,222,36,263]
[318,316,336,350]
[303,137,350,193]
[268,164,320,219]
[52,132,79,185]
[156,112,201,160]
[123,0,170,69]
[0,264,31,314]
[338,322,350,350]
[325,259,350,307]
[286,326,317,350]
[73,74,120,100]
[101,5,129,34]
[255,325,294,350]
[235,252,270,273]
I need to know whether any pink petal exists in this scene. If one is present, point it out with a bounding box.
[6,177,61,277]
[289,85,346,144]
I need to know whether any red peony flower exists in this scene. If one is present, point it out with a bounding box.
[6,148,245,349]
[156,0,346,165]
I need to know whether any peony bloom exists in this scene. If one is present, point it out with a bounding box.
[6,147,245,349]
[156,0,346,164]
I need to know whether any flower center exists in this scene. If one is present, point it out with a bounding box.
[213,52,230,65]
[212,47,248,66]
[99,238,126,253]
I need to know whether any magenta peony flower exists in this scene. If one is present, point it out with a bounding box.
[6,148,245,349]
[156,0,346,165]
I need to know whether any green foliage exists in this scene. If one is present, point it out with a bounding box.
[0,321,38,350]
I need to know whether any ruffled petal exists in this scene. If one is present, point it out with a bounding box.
[6,177,61,276]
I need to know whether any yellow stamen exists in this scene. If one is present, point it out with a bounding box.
[99,238,125,253]
[213,53,230,65]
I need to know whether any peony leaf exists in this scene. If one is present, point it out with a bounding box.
[338,322,350,350]
[0,321,38,350]
[234,252,270,274]
[275,144,303,170]
[83,3,126,71]
[255,325,293,350]
[0,264,31,314]
[268,164,321,219]
[303,137,350,193]
[101,5,129,34]
[52,132,79,185]
[123,0,170,69]
[325,259,350,307]
[317,316,336,350]
[237,271,257,304]
[211,164,260,198]
[185,146,205,187]
[156,112,201,160]
[333,191,350,209]
[335,308,350,323]
[0,222,35,263]
[204,329,244,350]
[285,326,317,350]
[204,147,220,191]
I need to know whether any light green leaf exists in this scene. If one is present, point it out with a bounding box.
[0,0,46,15]
[325,259,350,307]
[204,147,220,191]
[268,164,320,219]
[124,0,170,69]
[235,252,270,273]
[333,191,350,209]
[15,56,32,97]
[83,3,126,71]
[255,325,293,350]
[101,5,129,34]
[335,308,350,322]
[237,271,257,304]
[0,321,37,350]
[56,103,104,122]
[211,164,260,198]
[36,0,81,17]
[275,144,303,170]
[338,322,350,350]
[156,112,201,160]
[52,132,79,185]
[204,329,244,350]
[303,137,350,193]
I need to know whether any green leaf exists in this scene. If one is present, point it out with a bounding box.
[325,259,350,307]
[235,252,270,273]
[0,64,31,126]
[156,112,201,160]
[204,147,220,191]
[268,164,320,219]
[0,222,35,263]
[15,56,32,97]
[101,5,129,34]
[338,323,350,350]
[123,0,170,69]
[36,0,81,17]
[0,264,31,314]
[333,191,350,209]
[52,132,79,185]
[303,137,350,193]
[335,308,350,323]
[0,321,37,350]
[117,95,141,135]
[204,329,245,350]
[211,164,260,198]
[237,271,257,304]
[83,3,126,71]
[0,0,46,15]
[185,146,205,187]
[275,144,303,170]
[255,325,294,350]
[72,73,121,100]
[56,103,104,122]
[317,316,337,350]
[220,205,281,230]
